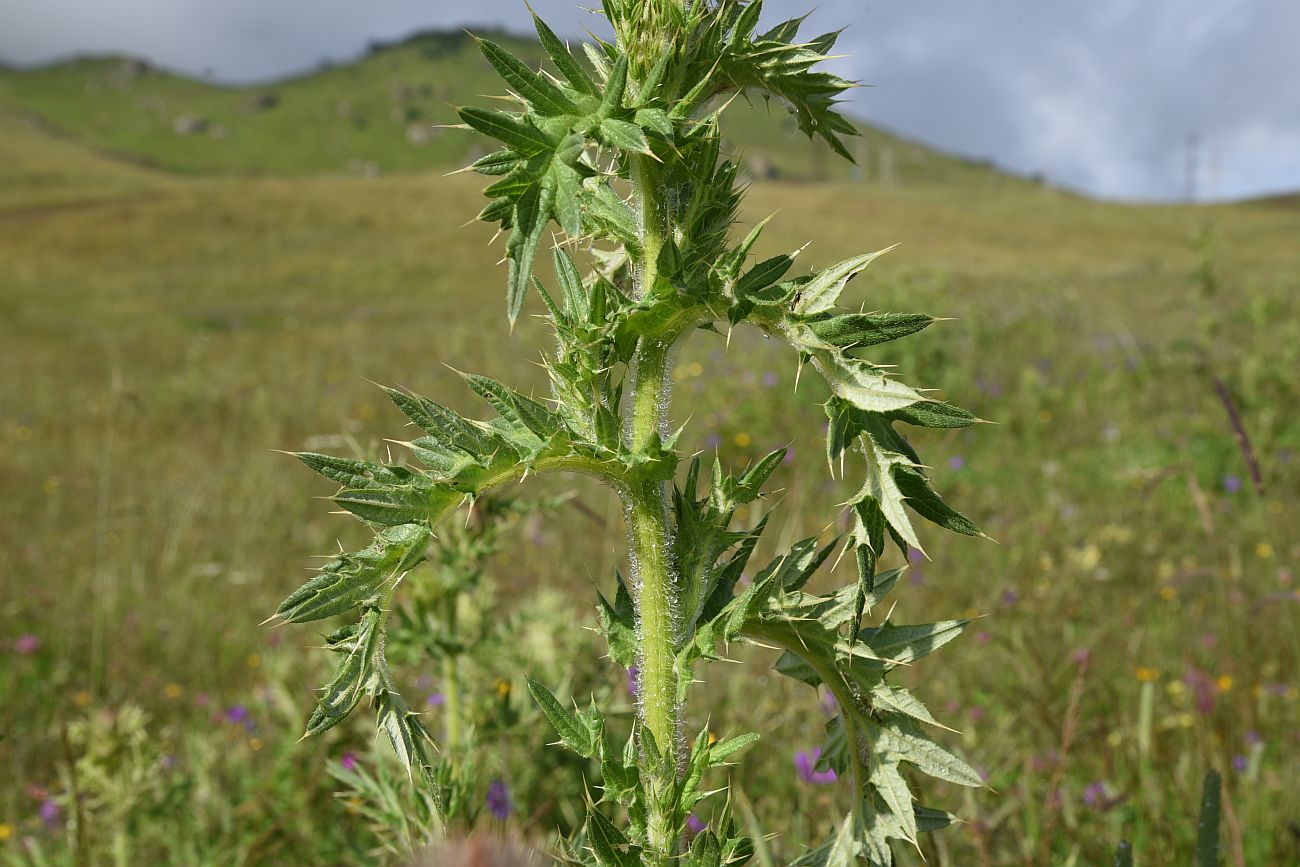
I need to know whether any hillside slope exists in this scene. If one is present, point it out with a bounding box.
[0,31,1020,187]
[0,108,170,211]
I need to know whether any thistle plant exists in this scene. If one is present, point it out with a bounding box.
[276,2,987,864]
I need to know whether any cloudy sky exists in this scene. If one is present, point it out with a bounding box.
[3,0,1297,201]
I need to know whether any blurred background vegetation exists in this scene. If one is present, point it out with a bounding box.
[1,33,1297,866]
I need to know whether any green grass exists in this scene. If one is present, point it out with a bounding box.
[0,98,1297,865]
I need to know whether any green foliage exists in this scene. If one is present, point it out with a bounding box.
[278,2,984,863]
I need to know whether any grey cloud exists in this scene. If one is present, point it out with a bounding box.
[1,0,1296,200]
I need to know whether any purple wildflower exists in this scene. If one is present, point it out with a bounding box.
[39,798,60,827]
[820,690,838,716]
[1245,730,1262,747]
[1183,668,1216,715]
[762,372,778,388]
[14,634,39,655]
[1000,589,1019,607]
[1222,475,1242,493]
[340,752,359,772]
[706,434,721,449]
[486,779,512,819]
[948,455,966,471]
[224,705,256,732]
[1082,781,1107,808]
[685,814,706,835]
[907,547,925,565]
[626,665,639,698]
[794,749,837,784]
[1232,755,1248,773]
[425,692,445,708]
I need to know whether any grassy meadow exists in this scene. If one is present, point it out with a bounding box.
[1,44,1298,867]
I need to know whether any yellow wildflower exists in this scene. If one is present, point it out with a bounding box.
[733,432,751,447]
[0,823,11,841]
[1216,675,1233,693]
[1159,586,1177,601]
[73,690,91,707]
[246,653,261,669]
[1255,542,1273,559]
[1135,666,1158,683]
[496,678,511,698]
[164,683,182,700]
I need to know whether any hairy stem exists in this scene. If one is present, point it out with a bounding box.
[627,152,680,863]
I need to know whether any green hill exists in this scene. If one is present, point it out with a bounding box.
[0,30,1020,186]
[0,108,171,210]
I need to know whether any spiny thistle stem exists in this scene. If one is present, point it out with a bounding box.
[280,2,988,863]
[628,153,680,861]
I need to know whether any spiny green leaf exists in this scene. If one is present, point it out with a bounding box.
[293,453,411,490]
[477,37,579,116]
[462,373,560,441]
[506,175,556,323]
[875,722,983,787]
[469,148,520,176]
[381,386,496,458]
[734,448,786,502]
[334,487,458,527]
[869,683,943,728]
[824,356,928,415]
[861,619,970,666]
[304,608,381,737]
[375,688,432,776]
[708,731,760,765]
[600,54,629,116]
[888,399,977,429]
[597,571,638,667]
[587,806,641,867]
[553,248,589,320]
[915,805,959,833]
[735,254,795,298]
[635,108,673,137]
[599,118,651,154]
[795,248,895,316]
[457,106,552,155]
[688,830,722,867]
[806,312,934,350]
[870,759,917,844]
[276,524,430,623]
[526,678,595,757]
[892,465,982,536]
[533,12,597,95]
